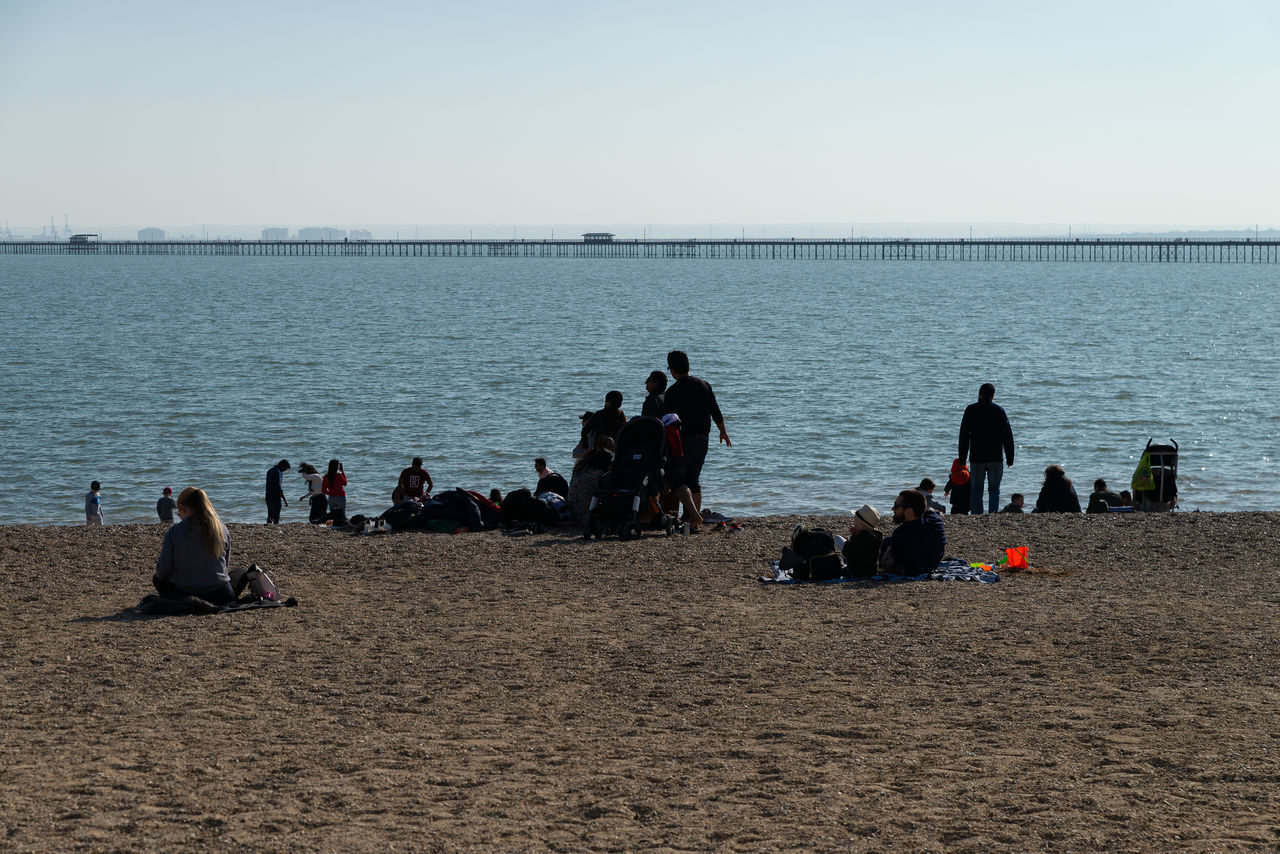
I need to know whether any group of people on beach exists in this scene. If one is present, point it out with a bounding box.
[82,372,1159,605]
[814,381,1149,580]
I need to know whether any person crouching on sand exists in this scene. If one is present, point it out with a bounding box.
[153,487,236,605]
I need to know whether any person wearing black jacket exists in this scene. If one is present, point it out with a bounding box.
[958,383,1015,515]
[662,349,731,528]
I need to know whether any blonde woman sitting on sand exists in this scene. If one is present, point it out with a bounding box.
[153,487,237,606]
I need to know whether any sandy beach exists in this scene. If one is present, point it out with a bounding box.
[1,512,1278,852]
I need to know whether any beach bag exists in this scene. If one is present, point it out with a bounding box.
[791,526,837,559]
[784,526,844,580]
[244,565,279,602]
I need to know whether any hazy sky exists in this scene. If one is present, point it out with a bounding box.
[2,0,1277,233]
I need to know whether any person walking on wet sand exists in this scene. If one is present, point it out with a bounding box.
[958,383,1014,514]
[662,349,731,528]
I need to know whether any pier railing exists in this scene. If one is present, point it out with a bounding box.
[3,238,1278,262]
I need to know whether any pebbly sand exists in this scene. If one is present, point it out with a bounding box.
[1,512,1278,852]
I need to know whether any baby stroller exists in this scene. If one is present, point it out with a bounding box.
[1132,438,1178,512]
[585,416,683,539]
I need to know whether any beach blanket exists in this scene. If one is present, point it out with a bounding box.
[138,593,300,616]
[759,558,999,585]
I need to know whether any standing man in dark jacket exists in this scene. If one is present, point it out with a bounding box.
[662,349,731,528]
[958,383,1015,514]
[265,459,290,524]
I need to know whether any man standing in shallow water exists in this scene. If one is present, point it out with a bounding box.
[958,382,1015,514]
[662,349,731,528]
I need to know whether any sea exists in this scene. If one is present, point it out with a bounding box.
[1,254,1276,525]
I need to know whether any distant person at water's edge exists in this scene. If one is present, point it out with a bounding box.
[1033,465,1082,513]
[1001,493,1026,513]
[1086,478,1124,514]
[156,487,176,524]
[398,457,433,503]
[297,463,327,524]
[944,458,971,515]
[662,349,731,529]
[958,383,1014,514]
[534,458,569,498]
[85,481,104,525]
[323,459,347,525]
[265,460,290,524]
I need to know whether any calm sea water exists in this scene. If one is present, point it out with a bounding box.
[1,255,1276,524]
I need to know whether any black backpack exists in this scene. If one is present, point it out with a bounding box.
[791,526,836,559]
[785,526,844,581]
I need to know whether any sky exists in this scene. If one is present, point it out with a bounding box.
[2,0,1278,237]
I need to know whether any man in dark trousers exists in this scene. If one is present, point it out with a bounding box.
[265,459,290,524]
[662,349,731,528]
[958,382,1015,514]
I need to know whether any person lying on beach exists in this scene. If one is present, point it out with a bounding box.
[153,487,238,606]
[879,489,945,575]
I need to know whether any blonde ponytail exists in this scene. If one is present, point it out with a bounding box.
[176,487,226,558]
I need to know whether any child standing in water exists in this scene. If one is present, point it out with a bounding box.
[156,486,177,524]
[85,481,104,525]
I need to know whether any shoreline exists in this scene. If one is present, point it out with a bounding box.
[3,512,1278,850]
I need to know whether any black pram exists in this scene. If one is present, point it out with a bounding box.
[585,416,682,539]
[1132,438,1178,512]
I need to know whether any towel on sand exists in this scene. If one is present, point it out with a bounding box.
[138,593,299,616]
[759,558,999,585]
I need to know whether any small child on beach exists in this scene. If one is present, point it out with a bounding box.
[85,481,103,525]
[157,487,176,524]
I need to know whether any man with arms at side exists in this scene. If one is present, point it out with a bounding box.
[958,382,1015,514]
[879,489,946,575]
[662,349,731,528]
[265,459,290,524]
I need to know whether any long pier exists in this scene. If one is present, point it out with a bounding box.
[3,238,1279,262]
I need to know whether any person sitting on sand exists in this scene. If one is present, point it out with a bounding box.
[1033,465,1082,513]
[1000,493,1026,513]
[1086,478,1124,514]
[534,457,569,498]
[568,437,614,524]
[154,487,238,605]
[397,457,433,503]
[842,504,884,578]
[879,489,946,575]
[917,478,946,514]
